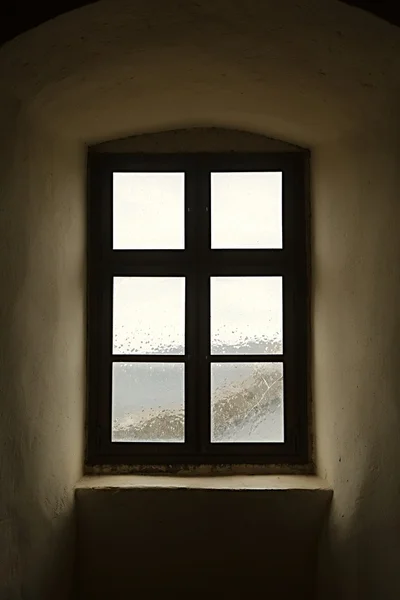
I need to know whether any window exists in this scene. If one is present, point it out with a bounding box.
[87,153,309,464]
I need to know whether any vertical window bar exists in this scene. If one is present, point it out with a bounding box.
[104,169,115,446]
[198,168,211,450]
[185,168,197,451]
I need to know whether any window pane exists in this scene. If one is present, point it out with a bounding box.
[112,363,185,442]
[211,277,283,355]
[113,277,185,354]
[113,173,185,249]
[211,363,284,443]
[211,172,282,249]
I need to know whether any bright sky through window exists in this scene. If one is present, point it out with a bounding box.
[112,173,283,355]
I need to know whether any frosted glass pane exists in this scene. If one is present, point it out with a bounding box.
[211,172,282,249]
[211,277,283,355]
[211,363,284,442]
[113,277,185,354]
[113,173,185,249]
[112,363,184,442]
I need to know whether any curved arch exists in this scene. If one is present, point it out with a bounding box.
[1,1,398,47]
[0,0,399,146]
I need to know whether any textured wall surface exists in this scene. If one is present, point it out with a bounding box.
[0,93,86,599]
[0,1,400,599]
[313,127,400,599]
[1,0,399,146]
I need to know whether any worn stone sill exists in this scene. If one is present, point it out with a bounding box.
[76,474,332,493]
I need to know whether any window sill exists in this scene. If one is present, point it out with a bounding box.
[76,473,331,493]
[76,474,332,597]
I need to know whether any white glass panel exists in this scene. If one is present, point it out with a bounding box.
[112,363,185,442]
[211,172,282,249]
[113,277,185,354]
[113,173,185,249]
[211,363,284,442]
[211,277,283,355]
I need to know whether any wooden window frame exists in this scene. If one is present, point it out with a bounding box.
[87,152,310,465]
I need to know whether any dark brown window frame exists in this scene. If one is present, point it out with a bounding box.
[87,152,310,465]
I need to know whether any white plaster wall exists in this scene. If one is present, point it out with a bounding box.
[1,0,399,147]
[313,126,400,598]
[1,1,400,598]
[0,91,86,599]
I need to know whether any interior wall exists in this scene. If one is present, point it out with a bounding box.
[0,90,86,600]
[313,125,400,599]
[2,0,399,148]
[1,2,400,599]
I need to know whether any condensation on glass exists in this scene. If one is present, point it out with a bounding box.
[112,363,185,443]
[211,172,282,249]
[211,277,283,355]
[211,363,284,443]
[113,172,185,249]
[113,277,185,354]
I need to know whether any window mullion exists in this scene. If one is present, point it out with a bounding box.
[194,166,211,452]
[185,167,199,451]
[91,164,114,452]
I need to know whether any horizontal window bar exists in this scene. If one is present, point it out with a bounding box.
[208,354,284,362]
[89,152,302,174]
[111,354,187,363]
[107,249,289,263]
[106,265,189,276]
[95,264,293,277]
[206,249,287,261]
[90,447,304,465]
[200,444,295,457]
[95,441,298,454]
[111,250,189,263]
